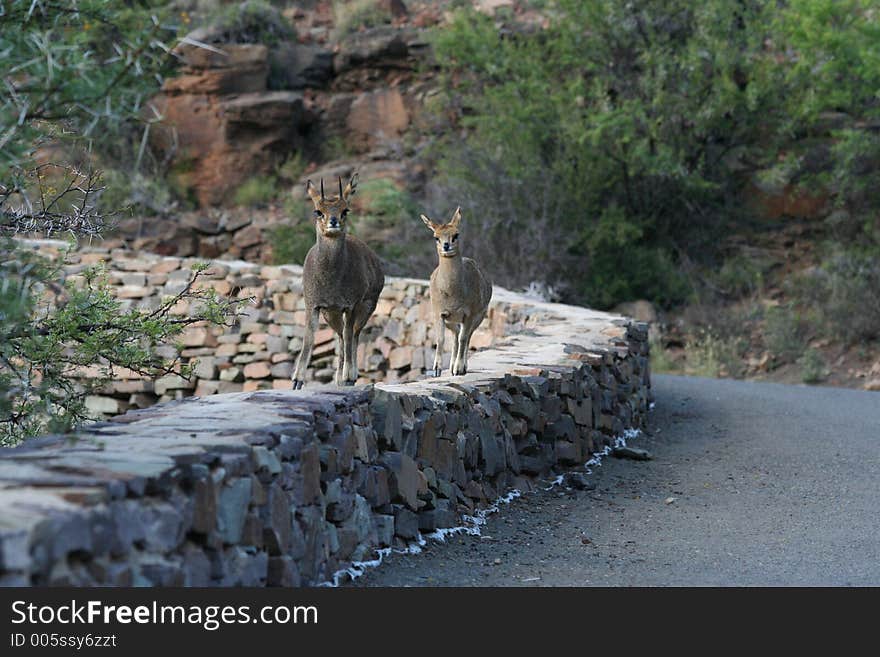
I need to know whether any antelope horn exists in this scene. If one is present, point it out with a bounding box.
[320,179,325,199]
[338,176,344,199]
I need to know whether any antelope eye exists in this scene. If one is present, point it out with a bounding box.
[314,210,323,218]
[452,233,459,241]
[341,208,349,217]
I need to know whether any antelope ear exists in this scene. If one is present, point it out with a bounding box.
[306,180,322,205]
[420,214,435,231]
[342,172,359,201]
[449,206,462,228]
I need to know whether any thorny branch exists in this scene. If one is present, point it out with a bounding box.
[1,164,116,238]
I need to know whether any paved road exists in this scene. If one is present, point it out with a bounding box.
[357,375,880,586]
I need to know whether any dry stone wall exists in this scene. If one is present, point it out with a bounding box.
[0,242,651,586]
[17,241,508,420]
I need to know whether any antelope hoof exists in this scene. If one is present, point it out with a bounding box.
[430,367,442,377]
[341,380,356,387]
[292,379,304,390]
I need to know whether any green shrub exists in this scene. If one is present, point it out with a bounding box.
[0,0,176,172]
[798,348,827,384]
[277,154,307,185]
[206,1,295,45]
[712,256,768,298]
[357,178,418,229]
[233,175,278,207]
[649,337,680,375]
[764,305,809,364]
[1,242,244,446]
[333,0,392,37]
[797,248,880,344]
[685,330,747,379]
[354,178,420,264]
[428,0,880,309]
[269,222,315,266]
[321,135,353,161]
[272,199,315,266]
[98,169,174,216]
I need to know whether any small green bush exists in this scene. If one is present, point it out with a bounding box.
[277,154,307,185]
[649,337,680,374]
[272,199,315,266]
[98,169,174,216]
[798,348,827,384]
[357,178,418,229]
[333,0,392,37]
[321,135,353,162]
[712,256,768,298]
[797,249,880,344]
[685,330,747,379]
[233,175,278,207]
[764,305,808,364]
[270,223,315,266]
[206,1,295,45]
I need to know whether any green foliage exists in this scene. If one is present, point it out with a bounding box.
[233,175,278,207]
[205,0,295,45]
[0,241,245,445]
[321,135,354,162]
[98,169,174,216]
[685,330,747,379]
[764,305,809,364]
[429,0,880,309]
[0,3,246,446]
[354,178,419,264]
[798,348,827,384]
[0,0,178,174]
[272,199,315,266]
[796,248,880,344]
[711,256,767,298]
[649,337,680,374]
[277,154,307,185]
[770,0,880,127]
[333,0,392,37]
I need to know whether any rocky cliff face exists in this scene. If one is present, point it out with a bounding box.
[149,2,436,209]
[113,1,453,264]
[150,38,312,207]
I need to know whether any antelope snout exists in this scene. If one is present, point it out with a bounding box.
[329,216,340,228]
[442,242,451,252]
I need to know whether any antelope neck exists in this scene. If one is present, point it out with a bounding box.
[437,251,462,284]
[316,230,348,265]
[318,230,348,270]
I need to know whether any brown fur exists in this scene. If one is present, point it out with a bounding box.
[421,207,492,376]
[292,173,385,388]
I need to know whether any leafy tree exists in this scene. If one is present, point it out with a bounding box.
[0,243,243,445]
[429,0,880,308]
[0,0,177,173]
[0,1,243,445]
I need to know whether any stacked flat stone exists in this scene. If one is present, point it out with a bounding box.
[0,242,650,587]
[18,241,507,419]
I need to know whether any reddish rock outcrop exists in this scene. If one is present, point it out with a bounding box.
[151,41,311,206]
[346,89,410,151]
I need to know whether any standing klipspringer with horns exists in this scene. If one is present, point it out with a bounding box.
[291,174,385,388]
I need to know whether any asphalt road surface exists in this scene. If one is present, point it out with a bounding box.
[356,374,880,586]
